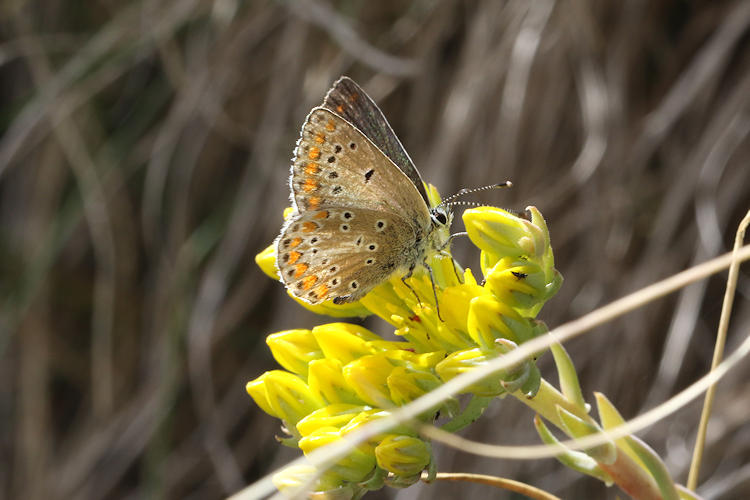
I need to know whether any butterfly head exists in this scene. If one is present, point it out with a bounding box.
[430,205,452,229]
[427,204,454,254]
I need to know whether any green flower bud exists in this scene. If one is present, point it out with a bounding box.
[463,207,535,261]
[375,434,432,477]
[272,464,353,496]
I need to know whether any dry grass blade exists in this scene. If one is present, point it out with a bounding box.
[688,210,750,490]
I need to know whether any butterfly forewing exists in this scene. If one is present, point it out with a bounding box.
[291,107,429,223]
[322,77,430,206]
[277,208,416,304]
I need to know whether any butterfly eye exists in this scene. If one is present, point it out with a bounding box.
[434,212,447,225]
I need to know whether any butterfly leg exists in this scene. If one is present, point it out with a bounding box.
[438,250,463,285]
[445,231,468,245]
[438,232,468,285]
[422,259,444,322]
[400,264,422,307]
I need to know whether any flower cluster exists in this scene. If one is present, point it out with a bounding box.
[250,195,561,497]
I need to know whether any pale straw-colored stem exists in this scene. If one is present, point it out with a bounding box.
[687,210,750,490]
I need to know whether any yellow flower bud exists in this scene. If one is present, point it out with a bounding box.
[245,373,278,418]
[255,244,279,280]
[312,323,380,364]
[466,295,522,348]
[296,404,367,437]
[343,354,395,408]
[387,366,440,407]
[299,428,377,483]
[266,329,322,377]
[308,359,364,405]
[435,348,506,397]
[262,370,324,425]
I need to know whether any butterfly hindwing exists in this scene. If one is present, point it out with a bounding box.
[277,208,418,304]
[322,76,431,206]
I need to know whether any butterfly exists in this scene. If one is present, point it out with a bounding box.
[275,76,454,308]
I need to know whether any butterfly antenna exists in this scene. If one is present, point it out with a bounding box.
[438,181,512,208]
[446,200,483,208]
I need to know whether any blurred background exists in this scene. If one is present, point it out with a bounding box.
[2,0,750,499]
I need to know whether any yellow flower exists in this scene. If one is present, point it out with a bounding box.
[250,197,561,495]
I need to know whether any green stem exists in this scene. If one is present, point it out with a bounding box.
[513,380,664,500]
[512,379,592,429]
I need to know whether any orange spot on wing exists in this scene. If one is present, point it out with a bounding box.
[314,283,329,298]
[313,210,329,219]
[308,147,320,160]
[290,237,302,248]
[294,263,309,278]
[308,196,321,209]
[314,133,325,144]
[305,163,320,175]
[288,251,301,265]
[302,222,318,233]
[302,274,318,289]
[325,120,335,131]
[303,179,318,192]
[336,105,344,113]
[349,92,359,102]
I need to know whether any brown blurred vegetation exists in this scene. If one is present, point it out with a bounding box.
[1,0,749,499]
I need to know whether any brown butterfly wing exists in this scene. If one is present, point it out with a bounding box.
[276,208,419,304]
[290,108,429,223]
[321,76,431,206]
